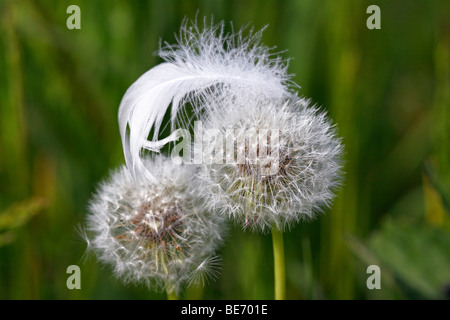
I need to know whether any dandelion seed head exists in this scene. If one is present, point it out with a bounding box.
[199,95,343,232]
[188,255,222,287]
[85,156,225,292]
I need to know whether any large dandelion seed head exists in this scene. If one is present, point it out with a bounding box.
[86,156,224,292]
[199,94,343,232]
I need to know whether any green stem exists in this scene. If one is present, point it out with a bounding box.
[167,289,178,300]
[271,223,286,300]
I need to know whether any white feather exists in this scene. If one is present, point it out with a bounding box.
[118,20,293,183]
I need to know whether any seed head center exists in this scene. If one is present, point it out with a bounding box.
[132,201,183,245]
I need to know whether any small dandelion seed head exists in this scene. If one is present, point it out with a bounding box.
[85,156,225,292]
[199,94,344,232]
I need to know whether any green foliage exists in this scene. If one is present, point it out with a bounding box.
[0,198,45,246]
[369,219,450,299]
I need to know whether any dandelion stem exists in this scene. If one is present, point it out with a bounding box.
[167,289,178,300]
[271,223,285,300]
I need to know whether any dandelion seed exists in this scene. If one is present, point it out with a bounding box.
[85,156,225,294]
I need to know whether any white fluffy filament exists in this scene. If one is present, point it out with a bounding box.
[118,20,292,183]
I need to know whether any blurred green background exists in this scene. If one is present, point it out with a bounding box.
[0,0,449,299]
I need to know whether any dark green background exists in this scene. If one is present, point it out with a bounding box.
[0,0,449,299]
